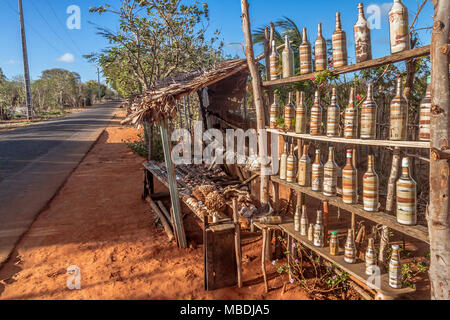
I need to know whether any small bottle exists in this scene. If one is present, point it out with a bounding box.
[344,88,358,139]
[295,91,307,134]
[294,205,301,232]
[344,229,356,264]
[396,157,417,225]
[308,223,314,242]
[299,28,313,74]
[332,12,348,68]
[354,3,372,63]
[315,23,327,71]
[363,155,379,212]
[284,92,295,132]
[389,0,410,54]
[269,40,280,80]
[298,145,312,187]
[389,77,408,141]
[300,205,309,236]
[365,238,378,275]
[360,83,377,139]
[312,149,324,192]
[326,88,340,137]
[282,35,294,78]
[323,146,339,197]
[313,210,325,247]
[330,231,339,256]
[419,76,432,141]
[280,143,288,180]
[286,143,297,183]
[342,149,358,204]
[269,93,279,129]
[310,91,323,135]
[389,244,402,289]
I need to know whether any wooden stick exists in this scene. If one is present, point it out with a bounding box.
[386,148,401,213]
[149,198,174,242]
[233,199,243,288]
[323,200,329,244]
[156,200,172,223]
[261,228,269,293]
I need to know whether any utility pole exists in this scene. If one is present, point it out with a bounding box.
[18,0,33,120]
[97,67,101,103]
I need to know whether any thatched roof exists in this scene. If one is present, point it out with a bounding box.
[121,59,248,125]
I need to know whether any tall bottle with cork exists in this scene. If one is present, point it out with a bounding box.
[269,40,280,80]
[344,88,358,139]
[282,35,295,78]
[360,83,377,139]
[390,77,408,141]
[299,28,313,74]
[332,12,348,68]
[315,23,327,71]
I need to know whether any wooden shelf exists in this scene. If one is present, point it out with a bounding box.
[266,128,430,149]
[270,175,429,243]
[263,46,430,87]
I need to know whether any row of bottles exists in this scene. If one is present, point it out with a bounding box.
[269,0,409,79]
[280,145,417,226]
[271,77,432,141]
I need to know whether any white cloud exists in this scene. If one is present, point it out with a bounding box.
[57,53,75,63]
[4,59,19,65]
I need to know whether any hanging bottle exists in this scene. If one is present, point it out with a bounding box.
[344,229,357,264]
[396,157,417,225]
[332,12,348,68]
[344,88,358,139]
[300,205,309,236]
[269,92,279,129]
[280,143,288,180]
[312,148,323,192]
[354,3,372,63]
[308,223,314,242]
[282,35,294,78]
[286,143,297,183]
[295,91,307,134]
[294,205,301,232]
[419,76,431,141]
[342,149,358,204]
[390,77,408,141]
[330,231,339,256]
[365,238,377,275]
[269,40,280,80]
[313,210,324,247]
[299,27,313,74]
[323,146,338,197]
[389,244,402,289]
[361,83,377,139]
[389,0,410,54]
[315,23,327,72]
[363,155,379,212]
[310,91,323,135]
[298,145,312,187]
[327,88,340,137]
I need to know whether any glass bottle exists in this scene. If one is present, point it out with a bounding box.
[330,231,339,256]
[295,91,307,134]
[389,244,402,289]
[363,155,379,212]
[389,0,410,54]
[269,40,280,80]
[284,92,295,132]
[298,145,312,187]
[313,210,324,247]
[327,87,340,137]
[300,205,309,236]
[354,3,372,63]
[342,149,358,204]
[365,238,377,275]
[308,223,314,242]
[314,23,327,71]
[310,90,323,135]
[360,83,377,139]
[389,77,408,141]
[419,76,431,141]
[323,146,338,197]
[299,27,313,74]
[396,157,417,225]
[312,148,323,192]
[332,12,348,68]
[282,35,294,78]
[269,92,279,129]
[344,229,357,264]
[286,143,297,183]
[294,205,301,232]
[344,88,358,139]
[280,143,288,180]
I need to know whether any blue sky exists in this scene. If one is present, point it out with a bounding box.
[0,0,434,83]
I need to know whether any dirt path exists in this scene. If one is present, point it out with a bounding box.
[0,110,309,300]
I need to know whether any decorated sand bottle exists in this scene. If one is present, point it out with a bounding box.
[269,92,279,129]
[294,205,301,232]
[363,155,379,212]
[314,23,327,71]
[269,40,280,80]
[282,35,295,78]
[344,88,358,139]
[354,3,372,63]
[342,149,358,204]
[390,77,408,141]
[344,229,357,264]
[310,91,323,135]
[361,83,377,139]
[396,157,417,225]
[295,91,307,134]
[365,238,378,275]
[313,210,324,247]
[329,231,339,256]
[419,76,432,141]
[332,12,348,68]
[312,148,324,192]
[298,145,312,187]
[323,146,338,197]
[326,88,340,137]
[300,205,309,236]
[308,223,314,242]
[299,27,313,74]
[284,92,295,132]
[389,244,402,289]
[280,143,288,180]
[389,0,410,54]
[286,143,297,183]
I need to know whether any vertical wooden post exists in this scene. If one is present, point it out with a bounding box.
[429,0,450,300]
[232,199,243,288]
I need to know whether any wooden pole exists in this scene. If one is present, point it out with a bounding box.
[148,197,174,242]
[429,0,450,300]
[18,0,33,120]
[233,199,243,288]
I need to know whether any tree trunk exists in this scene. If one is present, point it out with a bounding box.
[429,0,450,300]
[386,148,401,213]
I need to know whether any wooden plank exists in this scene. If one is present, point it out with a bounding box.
[263,46,430,87]
[270,176,429,243]
[266,128,430,149]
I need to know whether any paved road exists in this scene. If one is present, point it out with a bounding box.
[0,102,121,266]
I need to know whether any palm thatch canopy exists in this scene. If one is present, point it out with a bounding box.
[121,59,248,125]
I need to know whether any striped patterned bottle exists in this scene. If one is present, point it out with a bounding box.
[299,28,313,74]
[326,88,340,137]
[311,149,323,192]
[342,149,358,204]
[332,12,348,68]
[396,157,417,225]
[284,92,295,132]
[389,77,408,141]
[298,145,312,186]
[294,205,301,232]
[313,210,324,247]
[282,35,294,78]
[419,77,431,141]
[360,83,377,139]
[388,244,402,289]
[344,229,356,264]
[269,40,280,80]
[279,143,288,180]
[314,23,327,72]
[354,3,372,63]
[389,0,410,54]
[300,205,309,236]
[323,146,338,197]
[286,144,297,183]
[308,223,314,242]
[344,88,358,139]
[363,155,379,212]
[365,238,377,275]
[310,91,323,135]
[269,92,279,129]
[295,91,307,134]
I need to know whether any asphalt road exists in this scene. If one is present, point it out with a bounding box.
[0,101,121,266]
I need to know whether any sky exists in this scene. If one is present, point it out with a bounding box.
[0,0,435,84]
